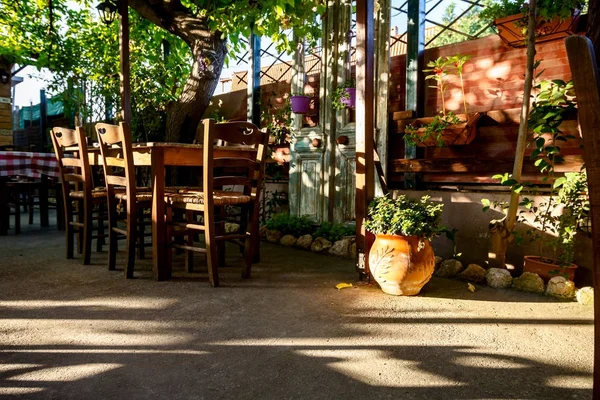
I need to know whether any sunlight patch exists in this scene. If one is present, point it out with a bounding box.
[0,388,44,395]
[0,298,178,310]
[454,355,529,369]
[8,363,122,382]
[546,376,592,389]
[294,349,463,388]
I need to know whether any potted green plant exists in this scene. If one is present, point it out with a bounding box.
[402,55,481,147]
[479,0,584,48]
[365,195,444,296]
[482,79,588,281]
[331,79,356,110]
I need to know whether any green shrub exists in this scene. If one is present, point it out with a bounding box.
[365,195,444,240]
[264,213,316,236]
[313,222,355,242]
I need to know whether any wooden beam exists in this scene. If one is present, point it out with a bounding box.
[119,0,132,125]
[355,0,375,278]
[565,35,600,398]
[389,155,584,173]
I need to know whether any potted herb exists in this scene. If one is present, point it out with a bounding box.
[482,79,588,281]
[402,55,481,147]
[331,79,356,110]
[479,0,584,48]
[365,195,444,296]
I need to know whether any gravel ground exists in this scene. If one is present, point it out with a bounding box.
[0,214,594,399]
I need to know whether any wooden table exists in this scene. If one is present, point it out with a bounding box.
[86,142,257,280]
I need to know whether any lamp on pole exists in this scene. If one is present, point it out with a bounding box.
[95,0,131,125]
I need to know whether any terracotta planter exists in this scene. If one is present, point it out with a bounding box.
[290,95,311,114]
[369,234,435,296]
[494,11,580,48]
[523,255,577,281]
[402,112,481,147]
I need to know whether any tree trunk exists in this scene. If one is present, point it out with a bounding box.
[127,0,227,143]
[165,37,227,143]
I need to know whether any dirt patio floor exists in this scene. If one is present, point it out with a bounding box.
[0,217,594,399]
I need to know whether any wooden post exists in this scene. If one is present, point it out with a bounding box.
[247,29,261,126]
[247,28,261,262]
[119,0,131,125]
[355,0,375,278]
[565,34,600,399]
[375,0,391,196]
[404,0,425,189]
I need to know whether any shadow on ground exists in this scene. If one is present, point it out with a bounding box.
[0,216,594,399]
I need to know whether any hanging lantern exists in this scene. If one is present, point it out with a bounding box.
[199,47,218,79]
[96,0,118,25]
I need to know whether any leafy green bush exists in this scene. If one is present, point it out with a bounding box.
[313,222,355,242]
[264,213,316,236]
[365,195,444,240]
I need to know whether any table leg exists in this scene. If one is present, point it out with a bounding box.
[39,175,49,227]
[152,149,168,280]
[0,178,7,235]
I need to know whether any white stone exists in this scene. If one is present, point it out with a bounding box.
[545,276,576,299]
[576,287,594,305]
[459,264,486,283]
[485,268,513,289]
[329,238,352,257]
[296,234,313,250]
[311,237,332,253]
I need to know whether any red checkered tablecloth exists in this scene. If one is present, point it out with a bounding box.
[0,151,59,179]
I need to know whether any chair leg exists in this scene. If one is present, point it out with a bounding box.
[185,210,194,273]
[56,188,65,230]
[125,200,137,279]
[107,197,118,271]
[242,202,259,279]
[65,199,74,259]
[28,188,34,225]
[82,197,93,265]
[137,208,145,259]
[96,203,105,253]
[204,207,219,287]
[14,193,21,235]
[166,207,174,274]
[76,199,83,255]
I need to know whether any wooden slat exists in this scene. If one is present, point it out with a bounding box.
[63,174,84,182]
[213,157,257,169]
[105,157,126,167]
[61,158,81,167]
[106,175,127,186]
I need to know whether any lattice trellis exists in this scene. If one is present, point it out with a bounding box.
[390,0,493,52]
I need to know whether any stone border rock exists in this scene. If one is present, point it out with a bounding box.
[260,228,356,259]
[430,257,592,305]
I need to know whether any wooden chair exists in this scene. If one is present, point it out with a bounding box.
[165,119,268,286]
[95,122,153,278]
[50,127,106,264]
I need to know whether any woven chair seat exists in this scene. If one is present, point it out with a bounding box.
[167,190,252,206]
[115,191,154,202]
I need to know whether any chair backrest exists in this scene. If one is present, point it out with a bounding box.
[50,126,93,196]
[202,119,268,206]
[95,122,136,199]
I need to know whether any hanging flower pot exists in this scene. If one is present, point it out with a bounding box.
[340,88,356,109]
[289,95,311,114]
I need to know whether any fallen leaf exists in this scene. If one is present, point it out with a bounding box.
[467,283,476,293]
[336,282,353,291]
